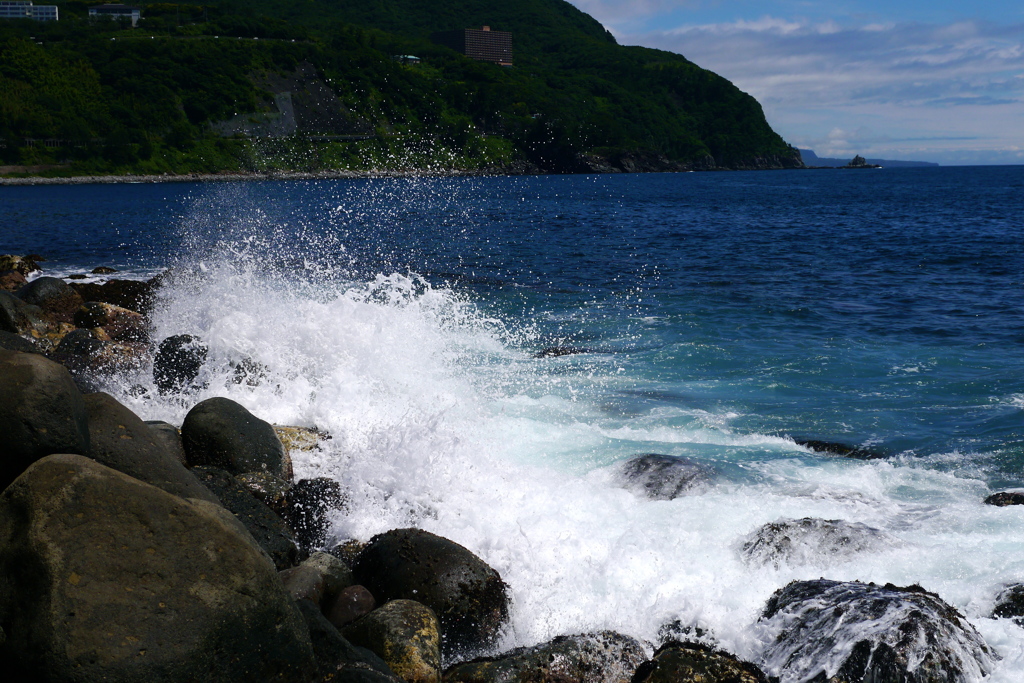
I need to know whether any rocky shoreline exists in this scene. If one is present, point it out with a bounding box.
[2,253,1023,682]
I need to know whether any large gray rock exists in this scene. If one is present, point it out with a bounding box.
[84,392,219,505]
[0,350,89,491]
[15,276,82,324]
[190,465,300,569]
[181,397,287,476]
[0,454,318,682]
[145,420,187,465]
[632,642,770,683]
[618,453,714,500]
[352,528,510,657]
[0,330,37,354]
[343,599,442,683]
[759,580,996,683]
[445,631,647,683]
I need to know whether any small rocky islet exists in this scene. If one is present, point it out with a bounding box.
[0,253,1020,682]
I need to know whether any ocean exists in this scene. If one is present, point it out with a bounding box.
[4,166,1024,679]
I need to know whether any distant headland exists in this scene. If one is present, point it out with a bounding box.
[799,149,939,168]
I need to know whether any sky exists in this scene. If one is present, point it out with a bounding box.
[566,0,1024,164]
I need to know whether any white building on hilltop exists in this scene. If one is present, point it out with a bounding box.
[0,1,59,21]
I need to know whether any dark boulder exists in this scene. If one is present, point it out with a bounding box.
[534,346,590,358]
[145,420,187,465]
[70,276,157,313]
[759,579,996,683]
[0,330,37,353]
[92,266,118,274]
[0,290,48,335]
[281,563,327,603]
[795,438,887,460]
[181,396,287,476]
[84,392,219,505]
[238,471,292,509]
[342,599,442,683]
[281,476,345,553]
[992,583,1024,623]
[153,334,207,394]
[0,350,89,490]
[294,599,401,682]
[15,276,83,324]
[329,585,376,629]
[0,454,318,682]
[632,642,770,683]
[352,528,510,657]
[191,465,300,570]
[984,491,1024,506]
[618,454,714,500]
[74,300,148,342]
[445,631,646,683]
[303,551,355,609]
[740,517,897,569]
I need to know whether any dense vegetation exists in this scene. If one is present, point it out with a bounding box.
[0,0,801,176]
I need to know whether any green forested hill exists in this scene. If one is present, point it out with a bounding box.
[0,0,802,176]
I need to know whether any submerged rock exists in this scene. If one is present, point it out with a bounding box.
[352,528,510,657]
[0,350,89,490]
[0,454,317,682]
[740,517,897,569]
[632,642,770,683]
[534,346,590,358]
[444,631,646,683]
[153,334,207,394]
[343,599,442,683]
[759,579,996,683]
[795,438,887,460]
[992,583,1024,623]
[984,491,1024,506]
[181,396,287,476]
[618,453,714,500]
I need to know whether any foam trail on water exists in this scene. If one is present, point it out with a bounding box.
[101,187,1024,680]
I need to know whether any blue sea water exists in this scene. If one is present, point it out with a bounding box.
[4,166,1024,679]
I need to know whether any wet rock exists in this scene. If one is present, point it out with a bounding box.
[0,454,317,682]
[0,330,37,353]
[0,269,27,292]
[84,392,220,505]
[70,276,157,313]
[992,583,1024,623]
[331,539,369,567]
[795,438,887,460]
[352,528,510,657]
[759,579,996,683]
[191,465,300,570]
[281,563,326,603]
[632,642,770,683]
[0,254,40,276]
[15,276,83,324]
[329,584,376,629]
[303,551,355,609]
[0,290,48,335]
[740,517,897,569]
[294,599,402,682]
[74,301,148,342]
[984,491,1024,506]
[343,599,442,683]
[281,476,345,553]
[238,470,292,509]
[181,397,287,476]
[0,350,89,490]
[233,356,268,386]
[618,454,714,500]
[445,631,646,683]
[145,420,187,465]
[92,266,118,274]
[534,346,590,358]
[153,334,207,394]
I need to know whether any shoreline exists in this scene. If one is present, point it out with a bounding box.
[0,168,494,186]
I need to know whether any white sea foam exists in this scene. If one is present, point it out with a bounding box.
[100,195,1024,679]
